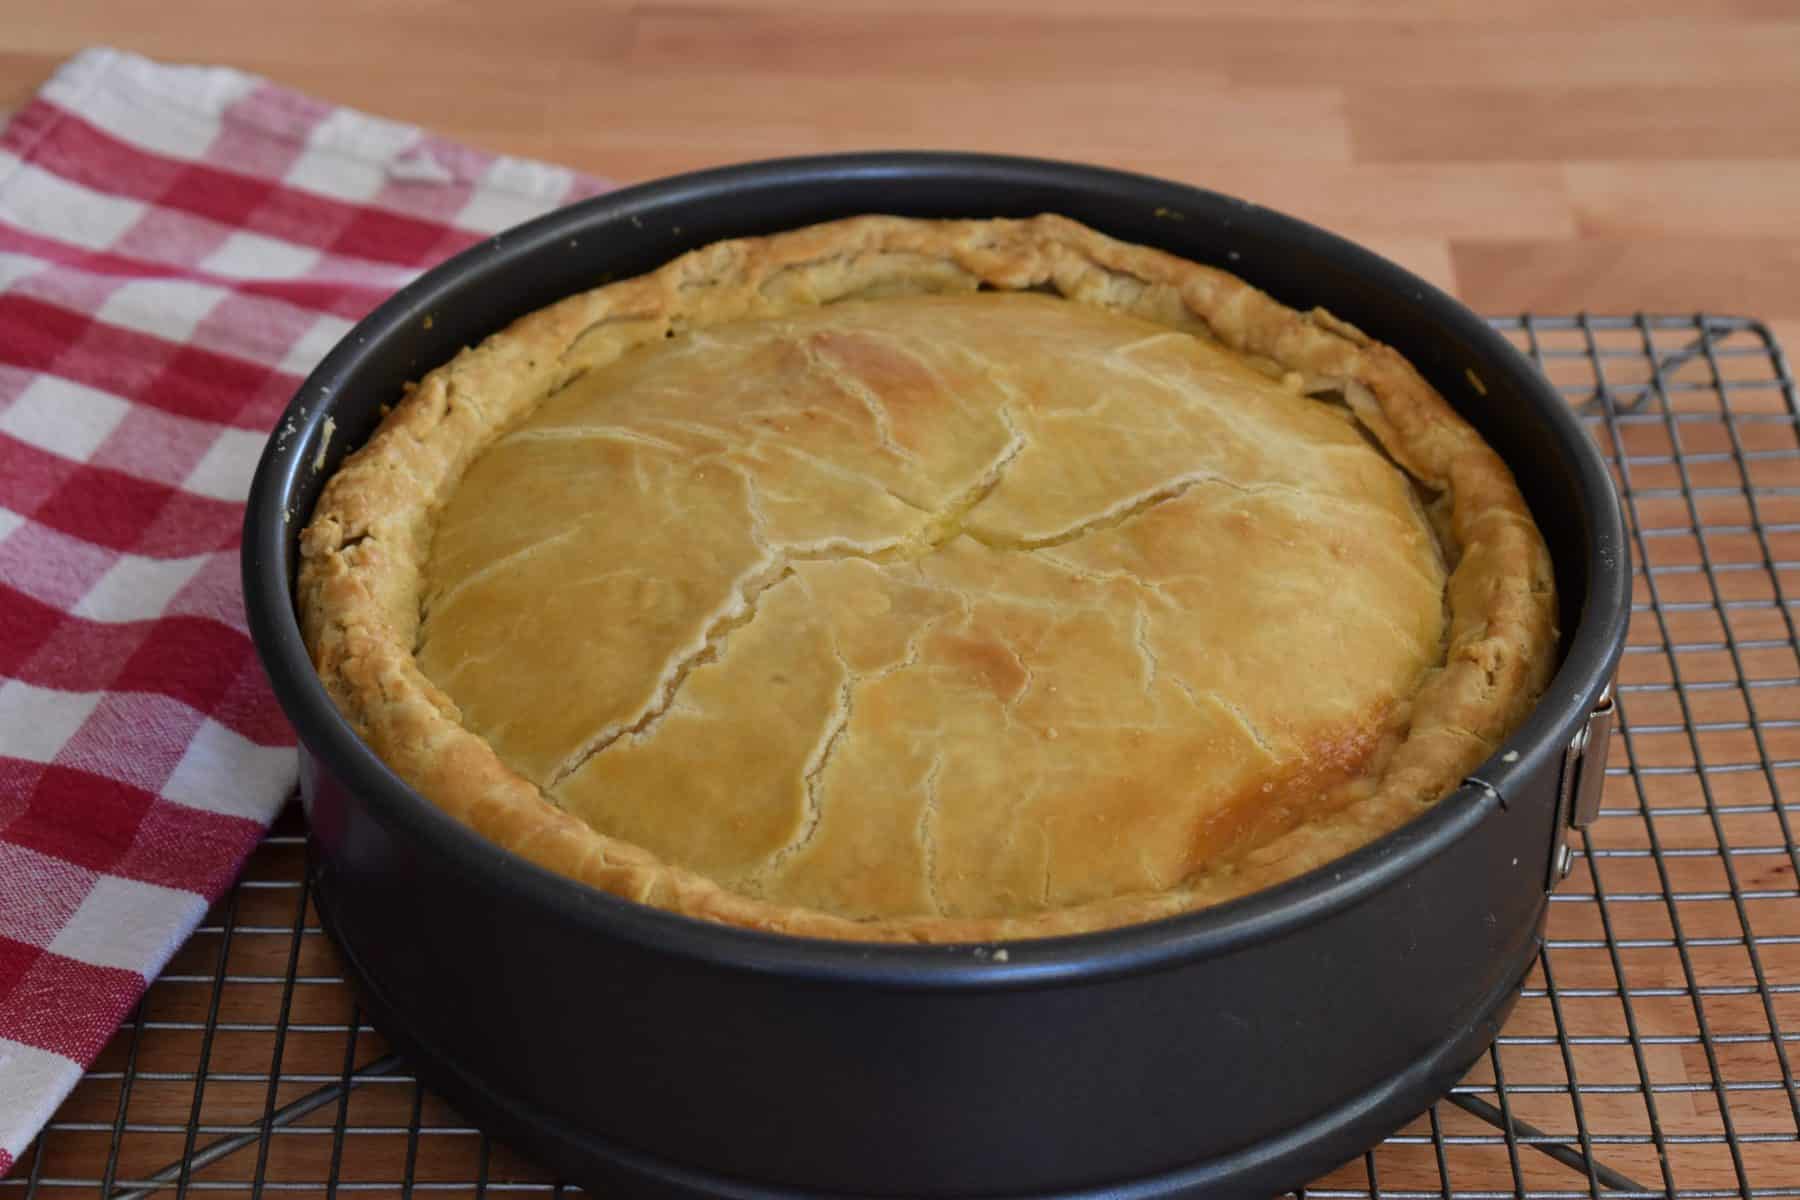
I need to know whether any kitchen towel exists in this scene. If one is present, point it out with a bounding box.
[0,46,603,1172]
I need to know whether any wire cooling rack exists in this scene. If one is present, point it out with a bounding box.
[6,312,1800,1198]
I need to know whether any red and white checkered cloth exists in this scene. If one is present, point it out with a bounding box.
[0,47,605,1173]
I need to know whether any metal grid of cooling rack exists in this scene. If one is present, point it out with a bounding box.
[5,312,1800,1198]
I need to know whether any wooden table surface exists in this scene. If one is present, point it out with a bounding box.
[6,3,1800,1196]
[5,0,1799,347]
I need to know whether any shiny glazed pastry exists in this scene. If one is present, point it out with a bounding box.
[299,215,1557,943]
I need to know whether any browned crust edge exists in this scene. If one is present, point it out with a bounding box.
[297,214,1558,943]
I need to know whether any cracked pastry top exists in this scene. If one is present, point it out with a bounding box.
[299,214,1557,943]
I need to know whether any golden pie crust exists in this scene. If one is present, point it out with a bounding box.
[299,215,1557,943]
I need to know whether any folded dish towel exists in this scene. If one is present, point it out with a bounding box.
[0,46,605,1173]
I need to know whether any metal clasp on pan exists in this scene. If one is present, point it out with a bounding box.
[1553,682,1617,881]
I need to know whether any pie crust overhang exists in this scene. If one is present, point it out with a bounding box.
[299,214,1557,943]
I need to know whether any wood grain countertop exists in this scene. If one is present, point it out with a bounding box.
[5,3,1800,1196]
[5,0,1797,348]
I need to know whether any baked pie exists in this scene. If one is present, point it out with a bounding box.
[299,215,1557,942]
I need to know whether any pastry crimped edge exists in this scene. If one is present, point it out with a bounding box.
[298,214,1557,943]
